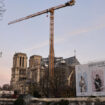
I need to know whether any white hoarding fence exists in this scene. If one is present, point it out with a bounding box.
[76,61,105,96]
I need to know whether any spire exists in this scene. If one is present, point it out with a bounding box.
[74,49,76,57]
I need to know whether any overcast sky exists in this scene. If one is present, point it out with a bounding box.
[0,0,105,86]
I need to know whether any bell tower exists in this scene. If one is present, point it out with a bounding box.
[11,53,27,90]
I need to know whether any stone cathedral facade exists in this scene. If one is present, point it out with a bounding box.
[11,52,79,94]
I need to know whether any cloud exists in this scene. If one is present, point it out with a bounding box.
[56,14,105,43]
[24,16,105,52]
[59,21,105,42]
[24,40,49,52]
[23,36,65,52]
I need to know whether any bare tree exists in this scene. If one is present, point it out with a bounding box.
[0,0,6,20]
[40,65,76,97]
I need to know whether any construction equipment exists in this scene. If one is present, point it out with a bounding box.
[8,0,75,78]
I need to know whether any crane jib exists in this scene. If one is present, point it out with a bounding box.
[8,0,75,25]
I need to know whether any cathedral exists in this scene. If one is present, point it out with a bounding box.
[11,52,80,95]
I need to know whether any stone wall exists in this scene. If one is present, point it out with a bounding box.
[30,101,105,105]
[0,97,105,105]
[30,97,105,105]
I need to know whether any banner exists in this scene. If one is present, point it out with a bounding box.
[76,61,105,96]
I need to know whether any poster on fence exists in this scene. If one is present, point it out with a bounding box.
[76,61,105,96]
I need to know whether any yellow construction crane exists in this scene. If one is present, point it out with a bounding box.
[8,0,75,78]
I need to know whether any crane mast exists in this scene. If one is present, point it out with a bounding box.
[49,9,54,77]
[8,0,75,78]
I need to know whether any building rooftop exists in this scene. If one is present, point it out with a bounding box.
[14,52,27,57]
[30,55,42,59]
[64,56,80,66]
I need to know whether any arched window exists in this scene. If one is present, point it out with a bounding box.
[15,58,17,67]
[20,57,21,67]
[22,57,24,67]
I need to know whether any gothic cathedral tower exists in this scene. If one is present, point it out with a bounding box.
[11,53,27,91]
